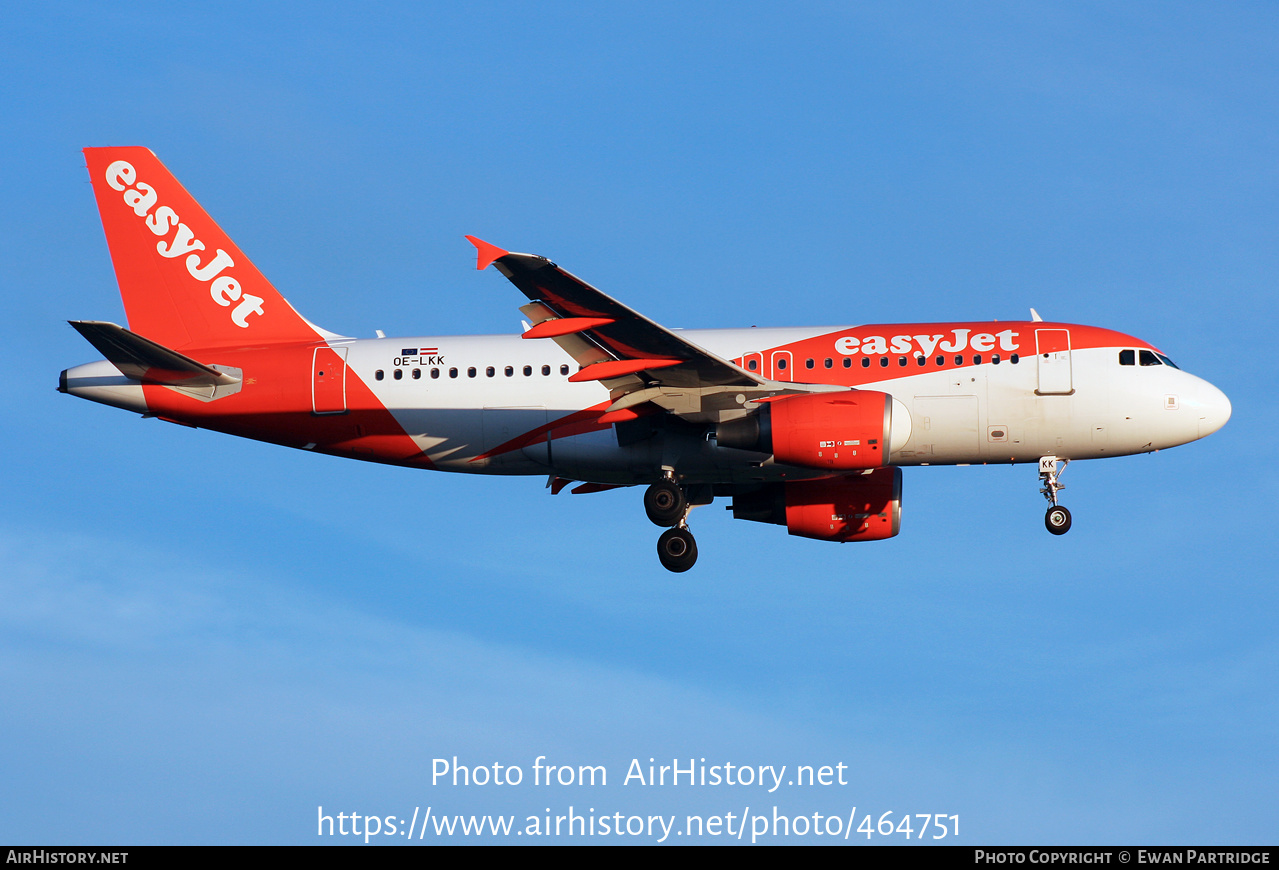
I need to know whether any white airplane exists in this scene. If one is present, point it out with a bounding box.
[62,148,1232,571]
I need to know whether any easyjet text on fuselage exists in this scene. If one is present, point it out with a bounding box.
[834,328,1020,358]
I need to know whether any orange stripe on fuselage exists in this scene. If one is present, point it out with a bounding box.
[138,342,434,469]
[469,401,614,462]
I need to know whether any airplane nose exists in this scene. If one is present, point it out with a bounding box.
[1195,380,1231,439]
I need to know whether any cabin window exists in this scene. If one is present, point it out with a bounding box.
[467,367,476,378]
[879,357,889,368]
[973,355,982,365]
[523,365,532,376]
[412,368,421,379]
[992,354,1001,365]
[1010,354,1019,364]
[916,355,926,367]
[505,366,513,377]
[955,355,963,366]
[936,356,945,366]
[449,367,458,378]
[560,364,570,375]
[861,357,870,368]
[843,357,852,368]
[777,358,787,370]
[375,370,384,381]
[824,358,833,369]
[747,359,758,371]
[805,358,814,369]
[431,368,440,379]
[394,369,403,380]
[542,364,551,376]
[898,356,907,366]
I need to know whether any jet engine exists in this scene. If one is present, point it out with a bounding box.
[716,390,911,469]
[729,467,903,542]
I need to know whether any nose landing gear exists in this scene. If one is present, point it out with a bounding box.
[1039,456,1072,536]
[644,477,699,572]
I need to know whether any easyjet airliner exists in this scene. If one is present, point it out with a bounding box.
[62,148,1231,571]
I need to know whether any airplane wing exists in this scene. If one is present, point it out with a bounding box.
[467,237,830,423]
[468,236,759,390]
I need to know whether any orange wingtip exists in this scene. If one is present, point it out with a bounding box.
[465,235,508,270]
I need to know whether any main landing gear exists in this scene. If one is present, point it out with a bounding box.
[1038,456,1072,535]
[657,527,698,573]
[644,479,687,527]
[645,478,698,572]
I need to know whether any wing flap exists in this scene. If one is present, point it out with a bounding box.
[521,316,616,339]
[568,358,682,383]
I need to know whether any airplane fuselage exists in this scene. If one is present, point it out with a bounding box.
[63,319,1230,484]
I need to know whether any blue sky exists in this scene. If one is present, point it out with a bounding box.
[2,1,1276,844]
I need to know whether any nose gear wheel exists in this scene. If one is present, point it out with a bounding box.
[1045,505,1072,535]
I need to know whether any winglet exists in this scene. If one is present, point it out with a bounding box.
[465,235,508,270]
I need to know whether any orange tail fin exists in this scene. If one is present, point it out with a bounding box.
[83,147,329,350]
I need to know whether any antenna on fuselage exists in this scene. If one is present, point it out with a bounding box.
[1030,308,1043,322]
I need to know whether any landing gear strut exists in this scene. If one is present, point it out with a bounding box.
[644,477,699,572]
[1038,456,1072,535]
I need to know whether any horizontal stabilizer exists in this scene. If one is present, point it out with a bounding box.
[69,321,241,387]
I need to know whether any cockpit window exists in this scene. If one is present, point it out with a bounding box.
[1139,350,1160,366]
[1119,350,1135,366]
[1156,353,1180,370]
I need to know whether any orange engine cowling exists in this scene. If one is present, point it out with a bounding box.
[717,390,894,470]
[729,467,903,542]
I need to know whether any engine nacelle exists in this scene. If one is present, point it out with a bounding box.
[730,467,903,542]
[717,390,910,470]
